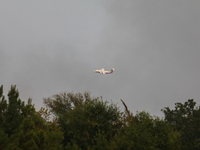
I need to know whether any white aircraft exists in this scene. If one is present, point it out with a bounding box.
[94,68,115,75]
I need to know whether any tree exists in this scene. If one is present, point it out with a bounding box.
[110,111,181,150]
[4,85,24,136]
[0,85,64,150]
[0,85,8,149]
[43,92,93,117]
[43,92,122,149]
[162,99,200,150]
[0,85,7,125]
[6,112,64,150]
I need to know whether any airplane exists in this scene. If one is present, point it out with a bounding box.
[94,68,115,75]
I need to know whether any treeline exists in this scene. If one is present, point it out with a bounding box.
[0,85,200,150]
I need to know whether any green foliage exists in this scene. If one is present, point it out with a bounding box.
[4,85,24,136]
[0,85,64,150]
[7,115,63,150]
[0,127,9,150]
[162,99,200,150]
[1,85,200,149]
[109,111,181,150]
[0,85,8,149]
[43,92,93,117]
[65,143,81,150]
[43,92,122,149]
[0,85,7,125]
[88,131,111,150]
[21,98,35,118]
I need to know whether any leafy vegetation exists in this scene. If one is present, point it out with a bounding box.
[0,85,200,149]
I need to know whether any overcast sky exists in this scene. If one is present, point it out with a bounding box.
[1,0,200,117]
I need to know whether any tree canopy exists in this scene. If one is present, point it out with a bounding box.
[0,84,200,149]
[0,85,63,150]
[162,99,200,150]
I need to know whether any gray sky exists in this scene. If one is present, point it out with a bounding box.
[1,0,200,117]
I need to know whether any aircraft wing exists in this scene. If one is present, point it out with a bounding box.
[94,70,101,73]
